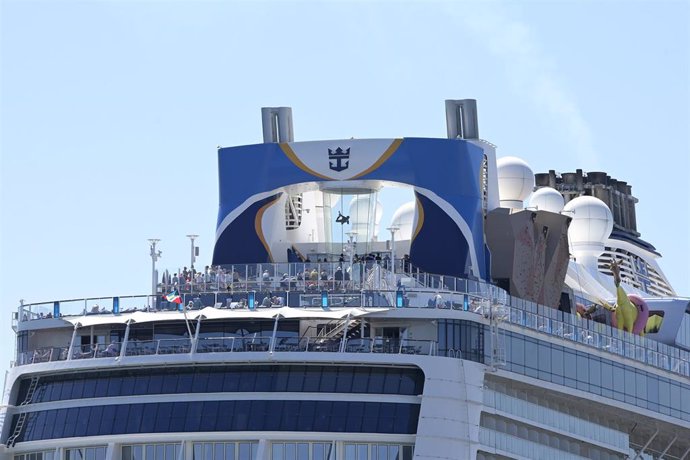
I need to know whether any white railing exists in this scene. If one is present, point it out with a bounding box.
[15,336,438,366]
[14,262,690,378]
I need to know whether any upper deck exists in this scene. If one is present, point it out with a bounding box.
[12,261,690,380]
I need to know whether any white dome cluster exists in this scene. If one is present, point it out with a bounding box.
[496,156,534,209]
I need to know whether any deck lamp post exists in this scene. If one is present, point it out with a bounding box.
[148,239,162,311]
[345,231,358,268]
[186,234,199,271]
[386,226,400,274]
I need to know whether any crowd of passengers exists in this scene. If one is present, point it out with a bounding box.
[160,254,412,293]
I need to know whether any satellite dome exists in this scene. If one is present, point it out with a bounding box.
[496,156,534,209]
[564,196,613,268]
[390,201,416,240]
[529,187,565,213]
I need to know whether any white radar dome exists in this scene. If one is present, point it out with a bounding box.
[390,201,416,241]
[496,156,534,209]
[529,187,565,213]
[564,196,613,268]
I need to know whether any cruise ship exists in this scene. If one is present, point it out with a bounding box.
[2,100,689,460]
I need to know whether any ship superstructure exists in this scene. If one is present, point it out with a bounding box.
[2,101,689,460]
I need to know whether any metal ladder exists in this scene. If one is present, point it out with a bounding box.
[6,375,39,447]
[489,304,507,371]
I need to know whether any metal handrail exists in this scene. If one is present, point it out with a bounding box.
[13,262,690,378]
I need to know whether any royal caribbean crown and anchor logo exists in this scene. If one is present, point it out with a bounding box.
[328,147,350,172]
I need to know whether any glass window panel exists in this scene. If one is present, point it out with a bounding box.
[206,372,224,393]
[344,445,355,460]
[314,401,332,430]
[525,339,538,370]
[63,407,79,438]
[71,380,84,399]
[224,443,235,460]
[352,369,369,393]
[177,374,194,393]
[238,443,252,460]
[537,343,551,373]
[670,384,681,412]
[613,364,625,395]
[285,444,296,460]
[511,336,525,366]
[272,444,283,460]
[368,369,385,394]
[193,372,209,393]
[233,401,250,431]
[167,445,177,460]
[287,368,305,392]
[590,358,601,390]
[659,378,671,408]
[402,446,413,460]
[681,386,690,415]
[96,448,107,460]
[93,378,108,398]
[254,368,272,392]
[194,444,203,460]
[247,400,266,431]
[296,401,314,431]
[320,369,337,392]
[170,405,188,433]
[133,376,150,395]
[60,381,74,400]
[297,444,308,460]
[112,404,130,435]
[636,371,648,402]
[81,378,96,398]
[314,444,325,460]
[108,377,123,397]
[624,367,637,404]
[204,444,213,460]
[146,446,155,460]
[161,374,179,393]
[200,401,220,431]
[133,446,143,460]
[358,445,368,460]
[388,445,399,460]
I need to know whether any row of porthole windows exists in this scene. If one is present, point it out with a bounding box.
[10,400,421,443]
[15,442,414,460]
[17,365,424,405]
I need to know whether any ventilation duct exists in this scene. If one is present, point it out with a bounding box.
[261,107,294,143]
[445,99,479,140]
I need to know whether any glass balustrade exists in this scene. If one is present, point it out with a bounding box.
[14,261,690,378]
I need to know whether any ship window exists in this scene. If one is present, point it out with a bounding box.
[123,444,180,460]
[65,448,106,460]
[13,450,54,460]
[16,400,421,442]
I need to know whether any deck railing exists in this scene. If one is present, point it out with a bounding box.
[15,337,437,366]
[13,262,690,378]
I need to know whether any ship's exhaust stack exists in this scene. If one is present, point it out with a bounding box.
[261,107,294,143]
[445,99,479,139]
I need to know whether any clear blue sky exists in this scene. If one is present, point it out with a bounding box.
[1,1,688,372]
